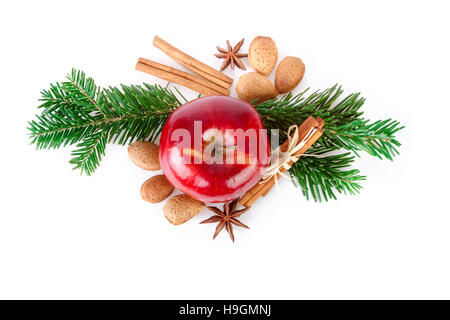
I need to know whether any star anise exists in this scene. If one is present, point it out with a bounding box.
[200,199,250,242]
[215,39,248,71]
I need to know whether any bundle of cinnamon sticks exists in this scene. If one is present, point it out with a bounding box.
[136,36,232,96]
[240,116,325,207]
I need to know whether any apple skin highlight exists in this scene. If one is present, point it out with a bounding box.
[159,96,270,203]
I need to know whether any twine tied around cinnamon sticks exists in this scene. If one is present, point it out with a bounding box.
[239,116,325,208]
[260,125,318,189]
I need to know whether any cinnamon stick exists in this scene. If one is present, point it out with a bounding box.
[239,117,325,208]
[153,36,233,88]
[240,117,319,206]
[176,59,232,90]
[138,58,230,96]
[135,62,224,97]
[261,123,324,197]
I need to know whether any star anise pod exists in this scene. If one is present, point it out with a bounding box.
[215,39,248,71]
[200,199,250,242]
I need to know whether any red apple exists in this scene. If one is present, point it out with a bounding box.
[159,96,270,203]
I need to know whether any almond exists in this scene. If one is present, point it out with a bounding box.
[275,56,305,93]
[163,194,205,225]
[236,72,278,103]
[128,141,160,171]
[140,175,174,203]
[248,36,278,76]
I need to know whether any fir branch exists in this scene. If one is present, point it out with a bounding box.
[69,130,108,175]
[254,85,365,137]
[289,147,366,202]
[28,69,182,174]
[323,118,404,160]
[255,86,403,201]
[39,83,79,113]
[64,69,107,117]
[28,108,103,149]
[254,85,403,160]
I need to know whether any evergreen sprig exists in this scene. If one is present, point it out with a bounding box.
[323,118,403,160]
[254,85,404,161]
[28,70,403,201]
[254,85,404,200]
[254,85,365,138]
[28,69,181,175]
[289,147,366,202]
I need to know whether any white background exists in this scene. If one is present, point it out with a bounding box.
[1,0,449,299]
